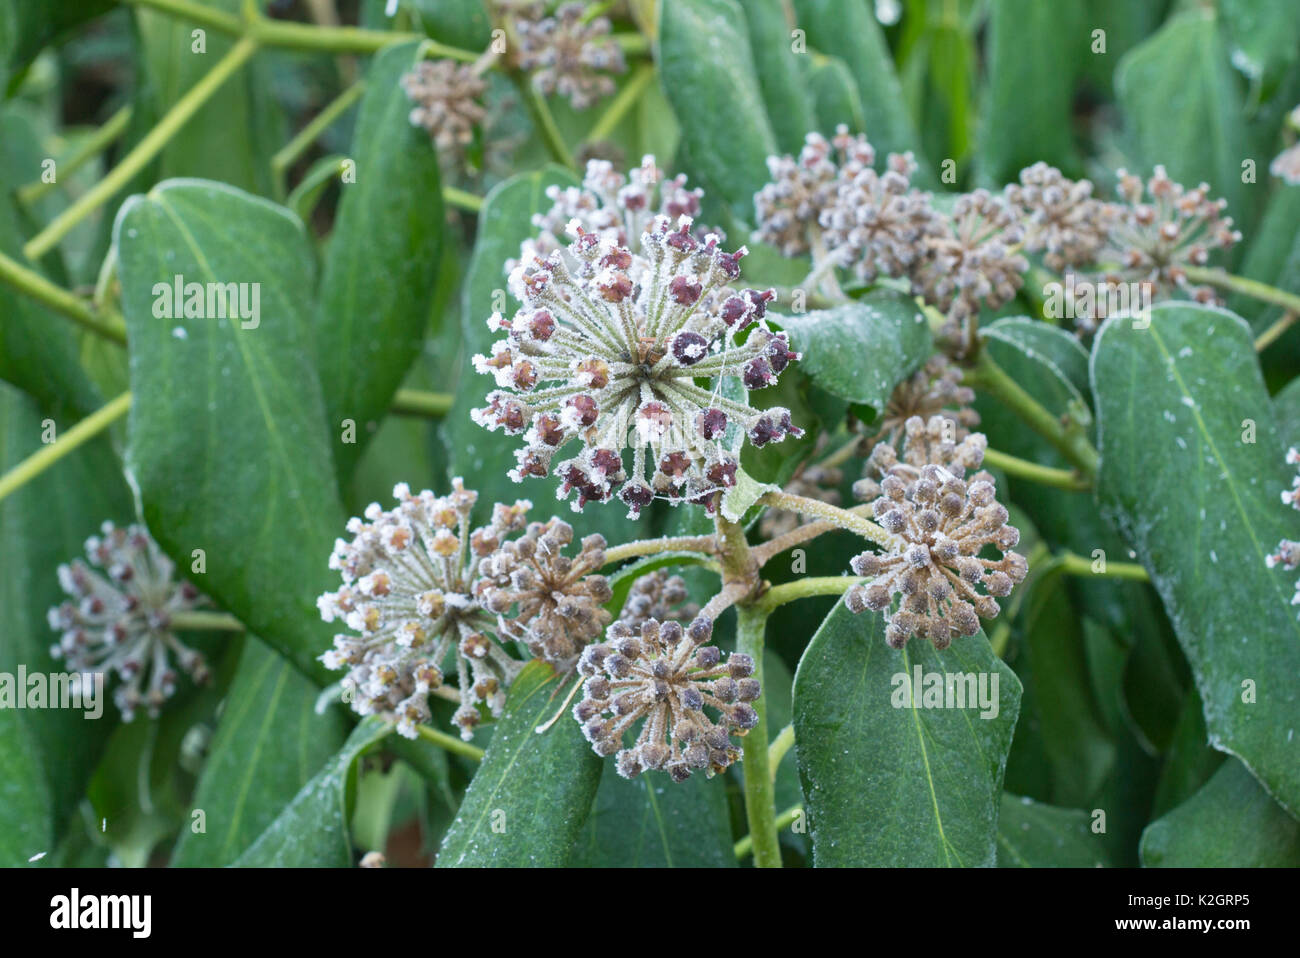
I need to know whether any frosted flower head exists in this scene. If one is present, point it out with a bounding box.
[845,416,1026,649]
[1100,166,1240,303]
[1004,162,1111,272]
[515,1,625,110]
[912,189,1029,343]
[1270,143,1300,185]
[818,130,937,282]
[318,480,531,740]
[401,59,488,157]
[573,615,760,781]
[616,570,700,631]
[472,216,802,516]
[512,154,706,273]
[755,126,936,276]
[1267,447,1300,611]
[860,354,979,454]
[47,521,209,721]
[753,130,841,257]
[477,517,612,663]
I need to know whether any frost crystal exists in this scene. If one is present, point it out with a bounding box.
[574,615,759,781]
[473,216,801,515]
[846,416,1027,649]
[47,521,209,720]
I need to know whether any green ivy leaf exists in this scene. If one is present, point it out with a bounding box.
[1092,303,1300,815]
[134,0,283,194]
[233,717,391,867]
[658,0,778,219]
[1116,11,1250,235]
[0,382,131,857]
[438,661,602,866]
[740,0,815,154]
[315,42,444,476]
[409,0,492,50]
[572,771,735,867]
[977,0,1084,184]
[803,54,865,134]
[793,598,1022,866]
[1219,0,1300,93]
[791,0,932,183]
[170,638,350,866]
[782,292,932,421]
[996,793,1111,867]
[1140,758,1300,867]
[114,179,346,683]
[0,110,104,417]
[0,0,113,94]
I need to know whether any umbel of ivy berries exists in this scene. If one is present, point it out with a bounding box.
[846,416,1027,649]
[858,353,979,454]
[318,480,531,740]
[477,517,613,663]
[574,615,760,781]
[472,216,801,515]
[1098,165,1240,303]
[401,59,487,158]
[47,521,209,721]
[512,154,705,272]
[514,0,626,110]
[1003,162,1112,273]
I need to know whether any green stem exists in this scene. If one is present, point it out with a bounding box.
[759,490,895,549]
[17,105,134,206]
[614,32,651,57]
[734,803,801,861]
[1183,265,1300,318]
[122,0,468,57]
[25,35,260,261]
[981,447,1091,492]
[968,349,1098,478]
[600,534,716,567]
[735,604,781,868]
[585,61,655,142]
[389,389,454,418]
[442,185,484,213]
[122,0,241,33]
[756,575,864,613]
[1254,310,1298,352]
[170,610,244,632]
[0,392,131,504]
[415,723,485,761]
[271,80,366,197]
[1057,550,1149,582]
[0,249,127,343]
[511,73,576,171]
[767,723,794,780]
